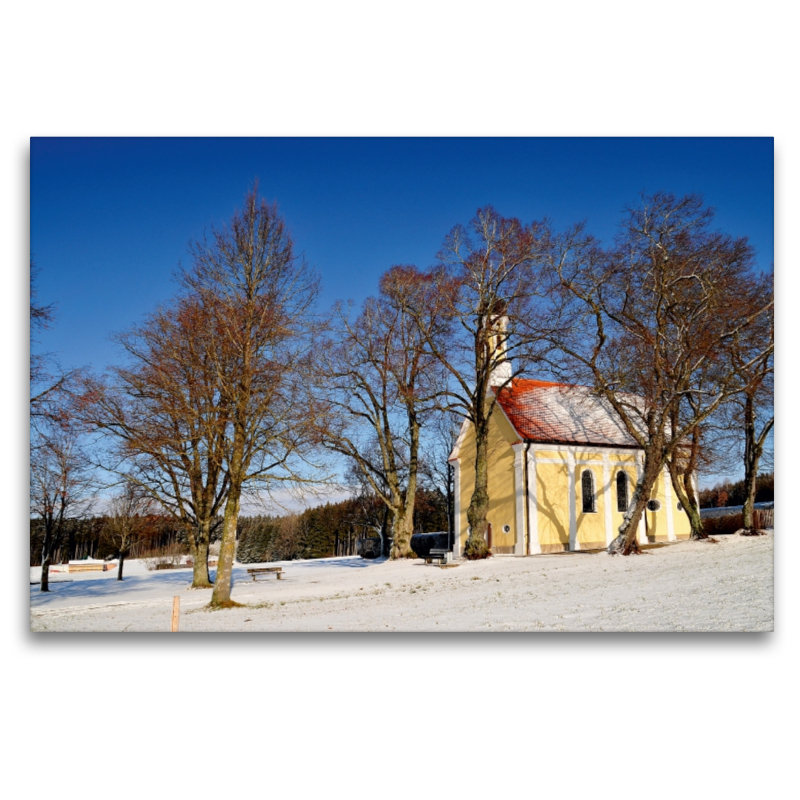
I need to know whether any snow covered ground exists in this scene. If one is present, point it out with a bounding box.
[30,530,774,632]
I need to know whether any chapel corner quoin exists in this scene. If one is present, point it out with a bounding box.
[448,377,693,557]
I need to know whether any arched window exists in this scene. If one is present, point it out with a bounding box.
[616,471,629,513]
[581,470,596,513]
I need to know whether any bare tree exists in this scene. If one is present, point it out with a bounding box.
[30,259,77,423]
[727,271,774,534]
[79,294,230,588]
[30,422,94,591]
[417,410,462,546]
[664,424,705,538]
[342,460,392,551]
[181,186,323,607]
[314,265,449,558]
[103,482,155,580]
[405,207,553,558]
[551,193,773,554]
[663,272,773,539]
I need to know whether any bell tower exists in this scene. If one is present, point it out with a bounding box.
[487,304,511,388]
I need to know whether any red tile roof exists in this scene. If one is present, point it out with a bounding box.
[494,379,639,448]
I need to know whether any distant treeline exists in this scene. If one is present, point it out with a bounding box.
[34,472,766,566]
[236,488,449,563]
[30,516,197,567]
[30,488,449,566]
[698,472,774,509]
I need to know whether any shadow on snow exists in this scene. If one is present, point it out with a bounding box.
[30,556,382,607]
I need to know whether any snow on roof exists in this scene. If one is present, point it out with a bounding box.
[494,379,639,448]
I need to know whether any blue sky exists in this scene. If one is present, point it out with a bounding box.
[31,137,773,379]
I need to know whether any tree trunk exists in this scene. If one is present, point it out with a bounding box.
[607,495,646,555]
[608,449,664,555]
[68,526,75,562]
[683,479,705,541]
[464,422,491,559]
[189,521,213,589]
[391,411,420,560]
[210,491,241,607]
[380,505,390,557]
[40,525,53,592]
[741,393,760,534]
[117,550,125,580]
[390,503,415,559]
[40,554,51,592]
[667,458,706,540]
[740,465,760,535]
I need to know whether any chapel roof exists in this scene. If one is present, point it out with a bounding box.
[493,378,640,448]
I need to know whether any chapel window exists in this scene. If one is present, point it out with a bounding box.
[581,469,596,513]
[616,471,629,513]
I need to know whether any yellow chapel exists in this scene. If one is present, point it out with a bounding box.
[448,377,692,556]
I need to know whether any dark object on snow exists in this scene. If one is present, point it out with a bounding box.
[410,532,449,558]
[357,538,383,559]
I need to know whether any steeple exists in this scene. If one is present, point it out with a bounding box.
[487,303,511,388]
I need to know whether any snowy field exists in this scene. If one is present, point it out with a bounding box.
[30,530,774,632]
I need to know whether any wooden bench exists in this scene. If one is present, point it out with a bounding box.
[424,548,451,565]
[68,562,111,573]
[247,567,284,581]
